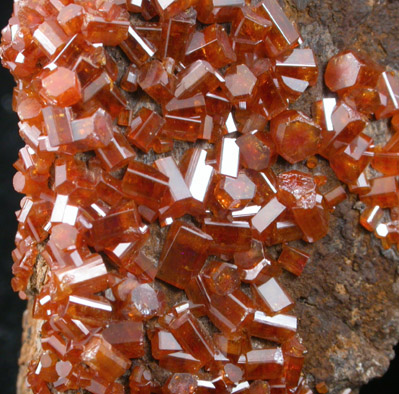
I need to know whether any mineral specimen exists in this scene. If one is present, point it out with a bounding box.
[2,0,399,393]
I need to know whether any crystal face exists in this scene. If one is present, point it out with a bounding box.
[3,0,399,393]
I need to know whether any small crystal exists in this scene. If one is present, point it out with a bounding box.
[175,60,221,99]
[102,321,145,359]
[122,161,169,211]
[41,67,82,108]
[127,107,165,152]
[254,0,300,57]
[161,8,197,63]
[57,4,84,36]
[157,221,212,288]
[83,14,129,46]
[278,245,310,277]
[168,309,215,366]
[214,172,256,210]
[252,277,294,315]
[81,335,131,382]
[224,64,257,103]
[270,110,321,164]
[33,20,68,58]
[249,311,297,343]
[360,205,383,232]
[202,24,237,69]
[238,348,285,380]
[251,197,286,241]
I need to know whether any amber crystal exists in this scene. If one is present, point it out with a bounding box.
[254,0,300,57]
[161,7,196,62]
[168,308,216,366]
[360,176,399,208]
[41,66,82,107]
[214,172,256,210]
[213,332,251,361]
[122,160,169,210]
[157,221,212,288]
[96,130,136,172]
[234,239,281,283]
[313,97,337,132]
[81,335,131,382]
[217,135,241,178]
[202,260,241,296]
[186,275,254,335]
[320,101,368,158]
[138,59,175,104]
[375,71,399,119]
[156,155,198,221]
[283,337,307,388]
[251,197,286,241]
[129,364,156,393]
[127,107,165,152]
[90,209,145,253]
[175,60,221,99]
[53,252,109,296]
[238,348,285,380]
[360,205,383,232]
[162,113,208,142]
[203,217,252,254]
[202,24,237,69]
[57,4,84,36]
[236,132,275,171]
[83,14,129,46]
[252,277,294,315]
[249,311,297,343]
[329,133,373,183]
[102,321,145,359]
[325,49,383,95]
[195,0,245,24]
[184,30,207,64]
[271,110,321,164]
[293,204,329,243]
[323,185,347,209]
[160,352,202,373]
[275,48,318,87]
[127,285,165,321]
[372,149,399,176]
[33,20,69,58]
[164,373,198,394]
[120,26,157,66]
[278,245,310,277]
[121,64,139,92]
[150,329,183,359]
[180,147,214,208]
[232,6,272,41]
[224,64,257,103]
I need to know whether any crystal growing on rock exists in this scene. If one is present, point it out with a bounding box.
[5,0,399,393]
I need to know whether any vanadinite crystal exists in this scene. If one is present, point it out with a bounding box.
[3,0,399,392]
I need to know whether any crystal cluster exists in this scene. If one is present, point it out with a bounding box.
[2,0,399,393]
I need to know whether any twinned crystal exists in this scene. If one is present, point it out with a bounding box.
[4,0,399,392]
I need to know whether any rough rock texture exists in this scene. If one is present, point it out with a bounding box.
[14,1,399,394]
[283,1,399,392]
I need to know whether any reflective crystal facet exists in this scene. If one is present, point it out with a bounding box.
[157,221,212,288]
[254,0,300,57]
[81,335,131,382]
[252,277,294,315]
[270,110,321,164]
